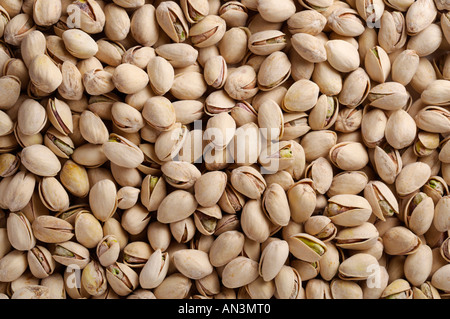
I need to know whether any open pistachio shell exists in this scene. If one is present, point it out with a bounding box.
[287,233,327,263]
[325,194,373,227]
[364,180,399,221]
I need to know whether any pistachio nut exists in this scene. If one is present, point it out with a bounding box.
[157,190,197,224]
[102,133,144,169]
[401,192,434,235]
[413,282,441,299]
[308,95,339,130]
[38,176,70,212]
[67,0,105,34]
[105,262,139,296]
[415,106,450,133]
[173,249,213,280]
[123,241,153,268]
[74,211,103,249]
[395,162,431,197]
[32,215,74,243]
[338,253,379,281]
[230,165,266,200]
[27,245,55,279]
[194,171,227,208]
[335,222,379,251]
[142,96,176,132]
[141,174,166,212]
[139,249,169,289]
[89,179,118,222]
[422,176,449,205]
[364,180,399,221]
[287,179,317,223]
[365,46,391,83]
[257,51,291,91]
[304,216,337,242]
[259,240,289,281]
[434,195,450,232]
[59,160,90,198]
[121,204,151,235]
[52,241,90,269]
[324,194,373,227]
[153,273,192,299]
[368,81,410,111]
[381,279,413,299]
[240,199,272,243]
[156,1,189,43]
[382,226,422,255]
[224,65,258,100]
[112,63,149,95]
[46,97,73,136]
[6,212,35,251]
[261,183,290,227]
[287,233,327,263]
[221,256,259,288]
[81,260,107,297]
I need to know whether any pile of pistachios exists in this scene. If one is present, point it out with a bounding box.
[0,0,449,300]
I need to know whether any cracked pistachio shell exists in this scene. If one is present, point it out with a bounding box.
[224,65,258,100]
[112,63,149,95]
[413,131,440,156]
[82,69,115,96]
[395,162,431,197]
[391,50,420,86]
[106,262,139,296]
[217,183,246,214]
[327,171,368,197]
[282,79,320,113]
[122,46,156,70]
[81,260,107,297]
[154,123,188,162]
[103,3,130,41]
[17,98,46,136]
[219,1,248,27]
[291,33,327,63]
[257,51,291,91]
[28,245,55,279]
[364,180,399,221]
[28,54,62,94]
[368,82,410,111]
[7,212,35,251]
[102,134,144,169]
[241,199,272,243]
[147,56,174,96]
[288,10,326,35]
[11,285,50,299]
[170,217,195,244]
[47,97,73,136]
[156,1,189,43]
[318,242,340,281]
[245,276,275,299]
[155,43,198,69]
[282,112,310,140]
[141,175,166,212]
[361,108,386,148]
[154,273,192,299]
[123,241,153,268]
[383,0,414,11]
[312,62,342,97]
[422,176,448,205]
[401,192,434,235]
[75,211,103,249]
[404,244,433,286]
[62,29,98,59]
[309,95,339,131]
[385,109,416,149]
[209,230,245,267]
[304,216,337,242]
[173,100,204,125]
[139,249,169,289]
[287,179,316,223]
[194,171,227,207]
[287,233,327,263]
[415,106,450,134]
[38,176,69,212]
[431,264,450,294]
[4,13,36,46]
[422,80,450,107]
[221,256,259,288]
[190,14,226,48]
[378,11,406,53]
[325,194,372,227]
[258,98,284,142]
[262,183,290,227]
[3,170,35,212]
[111,102,145,134]
[365,46,391,83]
[0,153,19,178]
[335,222,379,250]
[248,30,287,56]
[32,215,74,243]
[66,0,106,34]
[259,240,289,281]
[95,39,125,67]
[305,279,331,299]
[121,204,151,235]
[338,67,370,108]
[0,250,27,282]
[382,226,421,255]
[52,241,90,269]
[325,40,360,73]
[373,143,402,184]
[204,55,228,89]
[338,253,379,280]
[58,61,84,101]
[327,7,364,37]
[142,96,176,132]
[434,195,450,232]
[274,265,302,299]
[21,144,61,177]
[413,282,441,299]
[89,179,118,222]
[381,279,413,299]
[205,89,234,115]
[157,190,197,224]
[161,161,200,190]
[230,165,266,200]
[305,157,333,195]
[79,110,109,145]
[193,205,222,236]
[329,141,369,171]
[173,249,213,280]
